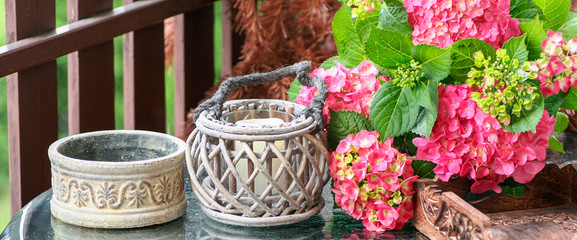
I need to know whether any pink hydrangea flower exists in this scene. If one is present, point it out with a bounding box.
[330,130,416,232]
[526,30,577,96]
[295,61,382,124]
[413,84,556,193]
[404,0,521,49]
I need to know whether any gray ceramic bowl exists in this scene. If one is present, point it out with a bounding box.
[49,130,186,228]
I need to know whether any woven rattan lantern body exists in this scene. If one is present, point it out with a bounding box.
[186,61,330,226]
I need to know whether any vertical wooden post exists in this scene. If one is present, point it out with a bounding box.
[68,0,115,135]
[174,5,215,138]
[221,0,244,77]
[6,0,58,215]
[123,1,166,132]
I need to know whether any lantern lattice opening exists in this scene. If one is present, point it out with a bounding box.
[186,99,329,226]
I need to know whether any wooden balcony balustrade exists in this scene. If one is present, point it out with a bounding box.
[2,0,241,215]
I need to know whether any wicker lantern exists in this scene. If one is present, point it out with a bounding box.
[186,61,329,226]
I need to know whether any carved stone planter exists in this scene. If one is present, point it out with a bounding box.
[414,162,577,240]
[49,130,187,228]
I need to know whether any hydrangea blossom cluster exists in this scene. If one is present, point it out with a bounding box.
[404,0,522,49]
[413,84,556,193]
[524,30,577,96]
[330,130,417,232]
[466,49,540,125]
[295,61,382,123]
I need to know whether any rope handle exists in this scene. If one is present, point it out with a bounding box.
[193,61,328,133]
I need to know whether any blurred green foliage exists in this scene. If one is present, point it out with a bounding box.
[1,0,9,231]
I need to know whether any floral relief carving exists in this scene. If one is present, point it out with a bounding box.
[71,181,90,208]
[436,205,485,240]
[492,212,577,235]
[154,176,173,204]
[51,169,185,209]
[53,175,69,202]
[437,206,455,236]
[126,183,148,208]
[419,185,442,225]
[174,169,184,199]
[420,185,486,240]
[95,182,119,208]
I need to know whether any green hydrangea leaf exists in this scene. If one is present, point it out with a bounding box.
[412,44,451,82]
[561,87,577,110]
[500,185,525,197]
[502,35,529,65]
[549,135,566,153]
[499,178,526,197]
[559,12,577,40]
[533,0,570,31]
[378,0,413,35]
[411,81,438,111]
[369,82,420,139]
[355,7,380,43]
[327,110,374,150]
[412,108,436,140]
[544,90,568,116]
[393,132,419,155]
[412,159,436,179]
[332,5,379,66]
[333,6,367,65]
[510,0,543,22]
[449,39,496,84]
[502,87,544,133]
[410,81,439,138]
[287,80,303,102]
[520,15,548,60]
[365,28,414,69]
[555,112,569,134]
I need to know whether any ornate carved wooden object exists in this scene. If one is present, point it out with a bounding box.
[415,159,577,240]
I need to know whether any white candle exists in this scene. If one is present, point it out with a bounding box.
[234,118,285,196]
[235,118,285,127]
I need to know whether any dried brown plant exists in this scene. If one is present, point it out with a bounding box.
[220,0,340,101]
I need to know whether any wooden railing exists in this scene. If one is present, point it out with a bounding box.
[2,0,239,215]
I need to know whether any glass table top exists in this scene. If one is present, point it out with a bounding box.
[1,174,427,240]
[5,132,577,239]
